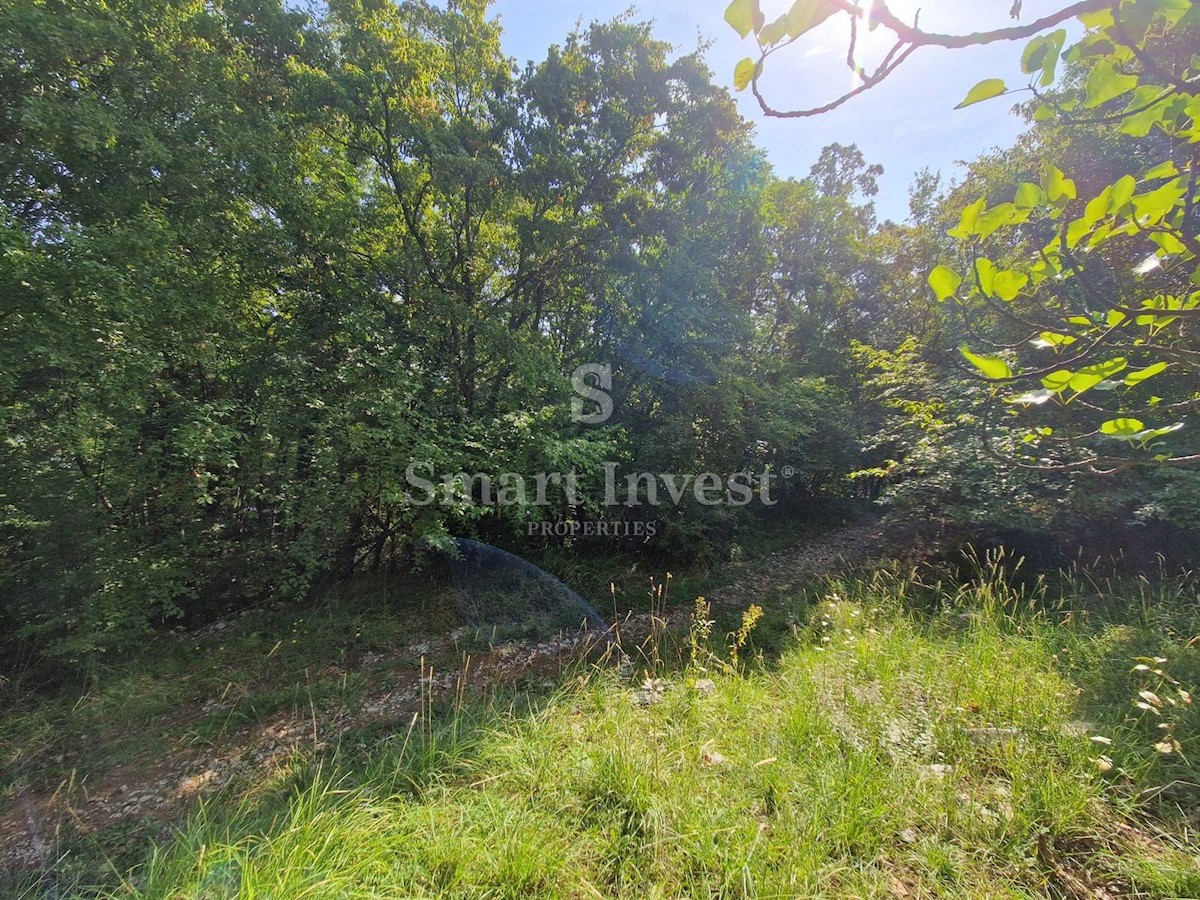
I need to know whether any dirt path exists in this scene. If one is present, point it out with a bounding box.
[1,520,900,877]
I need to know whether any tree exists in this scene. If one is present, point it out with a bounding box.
[724,0,1114,117]
[728,0,1200,476]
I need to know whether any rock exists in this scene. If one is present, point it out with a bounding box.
[965,727,1021,745]
[634,677,669,706]
[694,678,717,696]
[701,747,726,766]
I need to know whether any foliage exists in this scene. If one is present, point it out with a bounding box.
[937,1,1200,476]
[0,0,882,659]
[8,566,1200,897]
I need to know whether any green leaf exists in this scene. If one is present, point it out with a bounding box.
[928,265,961,301]
[1036,29,1067,86]
[1042,370,1074,393]
[1078,9,1115,28]
[1042,166,1077,204]
[1021,35,1051,74]
[786,0,838,38]
[1125,362,1168,386]
[733,58,758,91]
[1014,182,1045,209]
[1145,161,1180,180]
[1023,30,1067,86]
[1101,418,1146,437]
[1079,357,1129,380]
[960,347,1013,380]
[1109,175,1136,212]
[975,203,1021,240]
[1132,178,1186,225]
[1068,372,1104,394]
[948,198,987,239]
[1132,423,1185,444]
[725,0,765,38]
[1033,331,1077,349]
[993,270,1029,302]
[1084,60,1139,108]
[956,79,1008,109]
[759,15,790,46]
[975,258,998,296]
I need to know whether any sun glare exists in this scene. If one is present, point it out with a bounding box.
[851,0,930,85]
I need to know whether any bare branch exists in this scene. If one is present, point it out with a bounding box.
[752,0,1112,119]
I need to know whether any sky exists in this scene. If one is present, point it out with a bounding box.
[488,0,1077,222]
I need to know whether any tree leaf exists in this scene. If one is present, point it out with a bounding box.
[1101,418,1146,437]
[1125,362,1168,386]
[786,0,838,38]
[1009,389,1057,406]
[1033,331,1077,349]
[1042,165,1077,204]
[975,203,1021,239]
[1042,370,1074,393]
[928,265,961,301]
[1068,372,1104,394]
[1084,60,1139,109]
[956,79,1007,109]
[1132,422,1185,443]
[993,270,1029,301]
[725,0,765,38]
[733,58,758,91]
[1014,182,1045,209]
[948,198,987,239]
[759,15,790,46]
[975,258,998,296]
[1078,358,1128,380]
[960,347,1012,380]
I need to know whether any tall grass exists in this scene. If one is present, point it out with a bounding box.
[86,559,1200,899]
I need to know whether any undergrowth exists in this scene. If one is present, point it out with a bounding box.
[4,554,1200,898]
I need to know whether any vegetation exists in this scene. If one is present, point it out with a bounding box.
[6,560,1200,897]
[3,0,1200,894]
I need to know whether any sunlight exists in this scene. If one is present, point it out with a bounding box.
[852,0,927,85]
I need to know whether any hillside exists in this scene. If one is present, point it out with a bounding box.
[4,537,1200,897]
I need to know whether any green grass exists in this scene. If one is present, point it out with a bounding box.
[20,558,1190,899]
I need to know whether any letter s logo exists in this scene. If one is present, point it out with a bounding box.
[571,363,613,425]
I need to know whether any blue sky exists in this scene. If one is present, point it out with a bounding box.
[489,0,1075,222]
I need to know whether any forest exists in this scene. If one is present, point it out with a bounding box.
[2,0,1199,896]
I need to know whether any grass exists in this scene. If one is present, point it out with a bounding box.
[6,554,1194,898]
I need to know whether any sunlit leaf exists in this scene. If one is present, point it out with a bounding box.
[960,347,1012,380]
[1042,165,1076,204]
[1101,418,1146,437]
[928,265,961,301]
[725,0,765,38]
[786,0,838,38]
[1125,362,1167,386]
[733,57,758,91]
[956,79,1007,109]
[1084,60,1139,108]
[993,270,1028,301]
[1042,370,1074,393]
[948,198,987,239]
[759,15,789,46]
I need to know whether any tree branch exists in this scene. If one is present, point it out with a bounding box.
[752,0,1112,119]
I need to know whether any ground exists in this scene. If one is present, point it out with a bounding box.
[2,523,1198,898]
